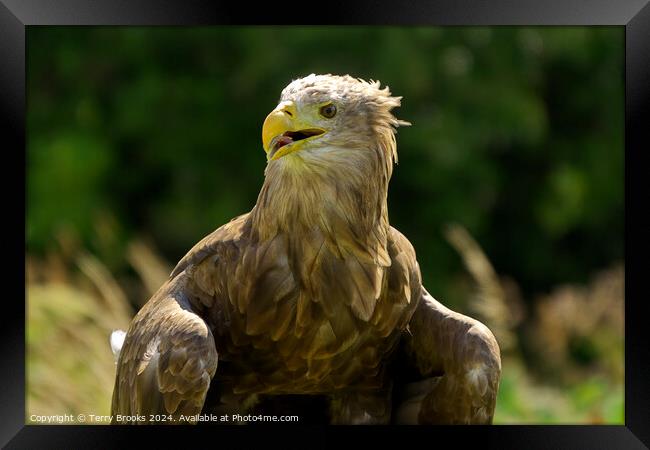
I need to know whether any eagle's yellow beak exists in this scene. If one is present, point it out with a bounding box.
[262,101,326,161]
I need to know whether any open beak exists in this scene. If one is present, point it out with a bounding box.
[262,101,325,161]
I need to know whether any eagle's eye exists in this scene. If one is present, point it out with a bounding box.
[319,103,337,119]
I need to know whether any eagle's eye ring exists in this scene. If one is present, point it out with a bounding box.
[319,103,337,119]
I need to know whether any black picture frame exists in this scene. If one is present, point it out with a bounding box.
[3,1,648,448]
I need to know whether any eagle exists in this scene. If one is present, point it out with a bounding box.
[111,74,501,424]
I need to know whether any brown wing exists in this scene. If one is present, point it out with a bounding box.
[111,275,218,424]
[384,227,501,424]
[398,287,502,424]
[111,215,250,424]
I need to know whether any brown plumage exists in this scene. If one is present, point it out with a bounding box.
[111,74,501,424]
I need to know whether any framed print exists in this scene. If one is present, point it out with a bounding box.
[2,0,649,448]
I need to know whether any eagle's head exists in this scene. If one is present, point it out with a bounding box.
[254,74,409,239]
[262,74,409,169]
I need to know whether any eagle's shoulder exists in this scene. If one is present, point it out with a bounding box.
[386,226,422,299]
[170,212,251,279]
[387,226,416,258]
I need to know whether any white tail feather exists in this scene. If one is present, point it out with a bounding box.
[110,330,126,362]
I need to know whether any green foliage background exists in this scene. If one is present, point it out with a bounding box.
[26,27,624,423]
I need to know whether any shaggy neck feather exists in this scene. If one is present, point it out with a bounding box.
[250,144,392,246]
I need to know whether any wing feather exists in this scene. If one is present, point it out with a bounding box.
[112,214,250,424]
[111,280,218,424]
[400,287,502,424]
